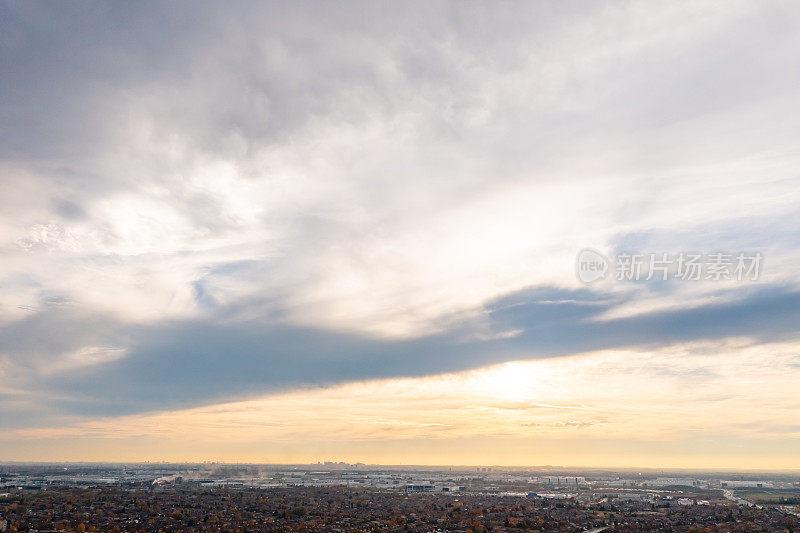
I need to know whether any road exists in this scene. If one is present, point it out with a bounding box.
[722,488,755,507]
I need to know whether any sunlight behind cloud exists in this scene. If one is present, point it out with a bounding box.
[7,339,800,467]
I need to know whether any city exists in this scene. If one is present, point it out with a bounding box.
[2,464,799,532]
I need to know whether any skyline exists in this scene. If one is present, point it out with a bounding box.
[2,1,800,468]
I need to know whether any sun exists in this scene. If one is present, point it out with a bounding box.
[473,361,540,402]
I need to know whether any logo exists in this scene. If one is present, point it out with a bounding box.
[576,248,609,283]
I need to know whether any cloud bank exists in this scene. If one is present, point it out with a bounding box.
[2,1,800,445]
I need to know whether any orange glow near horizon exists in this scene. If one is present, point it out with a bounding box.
[5,339,800,470]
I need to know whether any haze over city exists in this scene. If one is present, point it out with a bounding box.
[3,1,800,473]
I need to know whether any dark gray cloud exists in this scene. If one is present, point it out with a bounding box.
[0,282,791,421]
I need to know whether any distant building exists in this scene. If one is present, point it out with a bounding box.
[405,484,461,493]
[645,478,699,487]
[614,492,653,502]
[406,484,436,493]
[604,480,636,487]
[537,476,586,485]
[721,480,771,488]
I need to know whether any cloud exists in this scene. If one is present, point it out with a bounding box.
[2,1,800,445]
[0,282,796,424]
[6,339,800,467]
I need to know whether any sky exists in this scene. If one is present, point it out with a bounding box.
[1,1,800,468]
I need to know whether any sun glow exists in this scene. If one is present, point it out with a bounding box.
[5,341,800,467]
[474,361,541,402]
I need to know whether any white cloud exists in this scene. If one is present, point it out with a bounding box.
[2,1,800,436]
